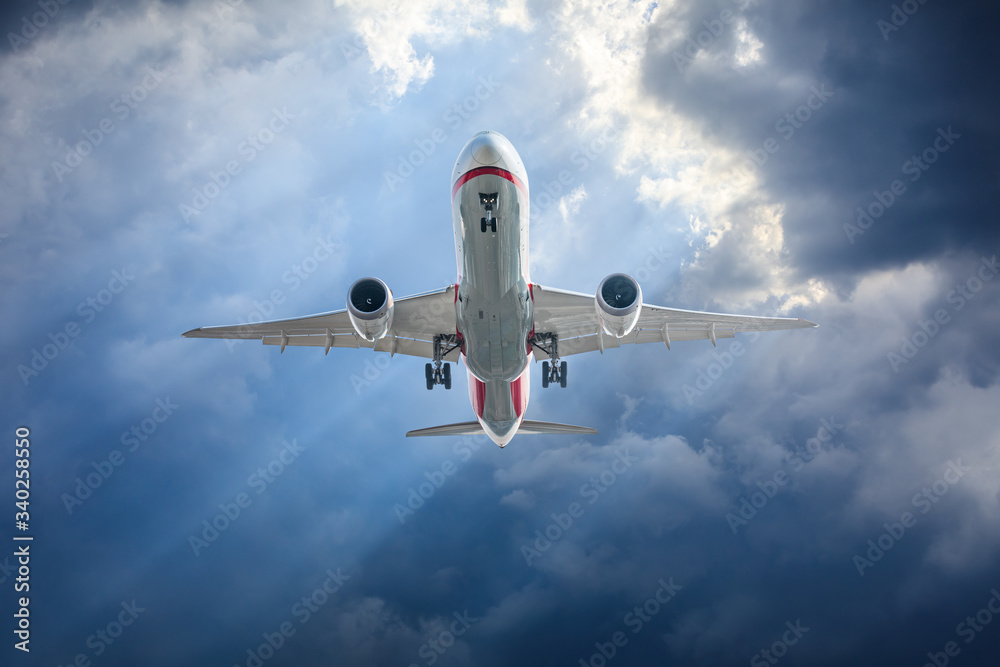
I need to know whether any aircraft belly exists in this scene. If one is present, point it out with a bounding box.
[454,172,532,383]
[458,175,521,302]
[489,311,503,375]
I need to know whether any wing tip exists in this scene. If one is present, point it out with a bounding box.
[182,328,202,338]
[799,318,819,328]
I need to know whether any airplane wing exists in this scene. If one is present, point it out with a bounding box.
[182,285,459,360]
[530,284,817,358]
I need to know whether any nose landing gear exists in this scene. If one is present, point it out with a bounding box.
[479,192,498,233]
[481,214,496,233]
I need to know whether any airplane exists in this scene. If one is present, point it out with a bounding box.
[184,130,817,447]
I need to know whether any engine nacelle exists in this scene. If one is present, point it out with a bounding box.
[347,277,394,342]
[595,273,642,338]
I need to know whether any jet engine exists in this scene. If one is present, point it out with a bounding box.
[595,273,642,338]
[347,277,394,342]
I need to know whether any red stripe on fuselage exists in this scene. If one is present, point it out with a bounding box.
[471,376,486,418]
[510,374,524,418]
[452,167,527,200]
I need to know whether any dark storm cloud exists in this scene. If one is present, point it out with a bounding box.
[1,0,93,54]
[641,0,1000,283]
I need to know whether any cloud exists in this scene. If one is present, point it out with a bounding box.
[4,1,1000,665]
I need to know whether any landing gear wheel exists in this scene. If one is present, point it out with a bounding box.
[533,333,567,389]
[426,334,462,390]
[481,217,488,233]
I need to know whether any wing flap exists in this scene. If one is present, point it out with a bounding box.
[182,319,355,339]
[262,333,360,349]
[257,334,459,360]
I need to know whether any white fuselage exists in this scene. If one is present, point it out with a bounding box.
[451,131,533,446]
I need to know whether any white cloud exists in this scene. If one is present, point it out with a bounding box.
[527,0,830,311]
[494,0,534,31]
[499,488,536,510]
[734,19,764,67]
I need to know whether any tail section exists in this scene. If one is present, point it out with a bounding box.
[406,420,597,440]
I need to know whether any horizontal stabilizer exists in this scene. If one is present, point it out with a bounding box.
[518,420,598,435]
[406,421,485,437]
[406,420,597,437]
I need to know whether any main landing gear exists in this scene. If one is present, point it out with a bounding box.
[425,334,461,390]
[530,333,568,388]
[541,361,567,389]
[425,362,451,390]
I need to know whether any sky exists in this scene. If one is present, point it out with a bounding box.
[2,0,999,665]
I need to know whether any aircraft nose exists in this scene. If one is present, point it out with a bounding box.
[470,133,503,165]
